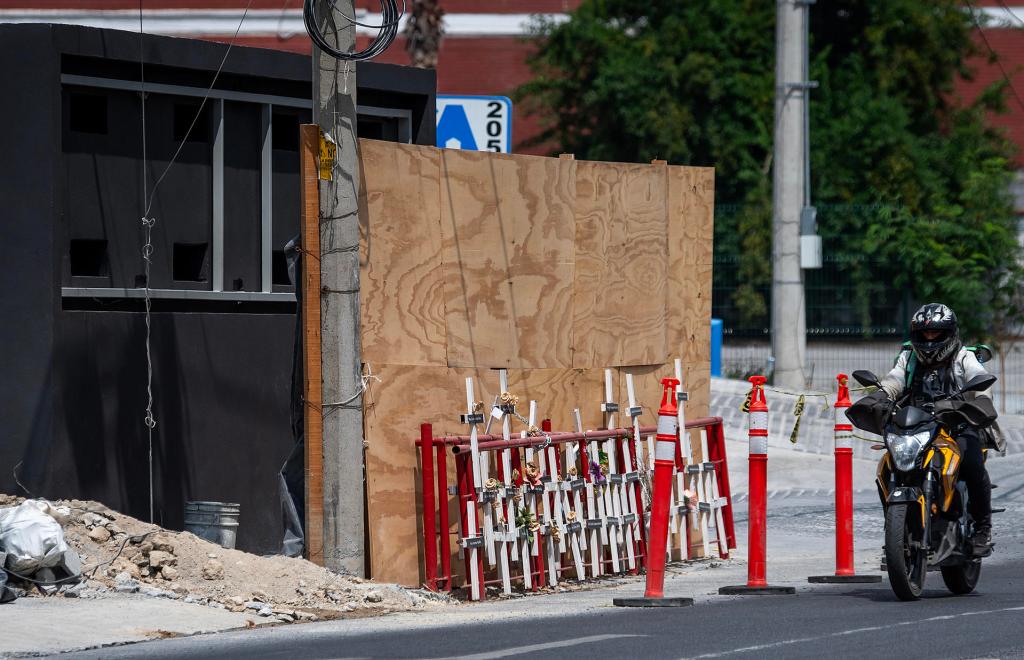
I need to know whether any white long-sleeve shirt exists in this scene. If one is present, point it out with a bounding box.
[880,346,1002,450]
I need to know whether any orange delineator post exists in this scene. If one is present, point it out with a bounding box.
[809,374,881,584]
[719,376,795,595]
[613,378,694,608]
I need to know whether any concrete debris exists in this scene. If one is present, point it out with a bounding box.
[151,535,175,554]
[148,550,175,569]
[113,572,139,594]
[3,493,449,623]
[201,559,224,580]
[140,586,179,600]
[87,526,111,543]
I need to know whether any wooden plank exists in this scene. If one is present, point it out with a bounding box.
[358,140,447,366]
[573,162,668,368]
[364,365,477,585]
[299,124,324,567]
[667,165,715,268]
[666,164,714,419]
[439,150,576,369]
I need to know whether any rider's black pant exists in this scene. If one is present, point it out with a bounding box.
[956,428,992,528]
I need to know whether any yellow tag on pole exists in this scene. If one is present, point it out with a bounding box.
[318,129,336,181]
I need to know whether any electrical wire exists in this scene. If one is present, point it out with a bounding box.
[140,0,155,523]
[135,0,254,523]
[303,0,404,61]
[996,0,1024,28]
[966,0,1024,114]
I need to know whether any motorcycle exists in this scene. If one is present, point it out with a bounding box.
[846,369,997,601]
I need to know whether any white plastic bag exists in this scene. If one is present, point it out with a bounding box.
[0,500,70,574]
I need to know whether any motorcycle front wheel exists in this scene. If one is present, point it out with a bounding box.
[941,559,981,595]
[885,504,927,600]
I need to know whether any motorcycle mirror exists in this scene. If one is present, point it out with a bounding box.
[962,373,996,394]
[974,346,993,364]
[852,370,882,389]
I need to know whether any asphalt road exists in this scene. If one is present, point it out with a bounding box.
[62,559,1024,660]
[59,453,1024,660]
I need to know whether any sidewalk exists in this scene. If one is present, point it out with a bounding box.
[0,596,268,657]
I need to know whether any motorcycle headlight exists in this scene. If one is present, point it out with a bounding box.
[887,431,931,472]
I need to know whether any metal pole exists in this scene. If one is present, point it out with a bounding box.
[771,0,809,389]
[420,424,437,590]
[312,0,366,576]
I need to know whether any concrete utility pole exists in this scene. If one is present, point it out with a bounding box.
[313,0,366,576]
[771,0,814,389]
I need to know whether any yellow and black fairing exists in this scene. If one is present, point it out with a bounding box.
[930,430,963,514]
[875,428,963,529]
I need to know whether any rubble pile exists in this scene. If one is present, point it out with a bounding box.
[1,494,453,621]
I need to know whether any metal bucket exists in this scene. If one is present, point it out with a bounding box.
[183,501,240,549]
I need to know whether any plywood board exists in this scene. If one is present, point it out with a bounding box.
[439,150,576,369]
[667,165,714,268]
[358,140,447,366]
[356,146,716,585]
[573,162,668,368]
[364,364,480,586]
[666,165,714,420]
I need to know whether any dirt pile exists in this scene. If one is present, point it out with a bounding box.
[1,495,453,621]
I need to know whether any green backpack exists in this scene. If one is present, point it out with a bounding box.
[896,342,993,388]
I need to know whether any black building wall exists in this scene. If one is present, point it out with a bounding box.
[0,24,436,553]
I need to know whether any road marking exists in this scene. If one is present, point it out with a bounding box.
[681,606,1024,658]
[444,634,643,659]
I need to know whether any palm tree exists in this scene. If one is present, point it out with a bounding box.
[404,0,444,69]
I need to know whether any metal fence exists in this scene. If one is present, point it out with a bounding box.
[722,340,1024,415]
[713,204,910,338]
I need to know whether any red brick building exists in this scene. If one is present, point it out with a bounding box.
[2,0,1023,161]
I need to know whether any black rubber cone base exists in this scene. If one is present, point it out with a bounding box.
[718,584,796,595]
[808,574,882,584]
[613,596,694,607]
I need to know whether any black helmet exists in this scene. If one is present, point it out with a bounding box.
[910,303,960,366]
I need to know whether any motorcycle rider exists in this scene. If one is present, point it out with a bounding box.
[879,303,999,555]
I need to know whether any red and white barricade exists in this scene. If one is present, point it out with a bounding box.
[416,372,735,599]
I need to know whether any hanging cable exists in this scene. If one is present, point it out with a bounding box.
[138,0,156,525]
[966,0,1024,113]
[136,0,254,523]
[303,0,404,61]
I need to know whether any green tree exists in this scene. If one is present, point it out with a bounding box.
[518,0,1021,339]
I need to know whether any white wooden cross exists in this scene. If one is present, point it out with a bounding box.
[460,377,483,600]
[533,402,562,587]
[699,424,730,558]
[624,374,647,569]
[560,436,588,580]
[465,380,498,569]
[575,408,603,578]
[601,369,623,574]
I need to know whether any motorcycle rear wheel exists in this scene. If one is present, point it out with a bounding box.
[885,504,927,601]
[941,560,981,595]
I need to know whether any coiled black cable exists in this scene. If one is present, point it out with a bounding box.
[303,0,405,61]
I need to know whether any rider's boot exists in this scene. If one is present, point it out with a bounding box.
[971,517,993,557]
